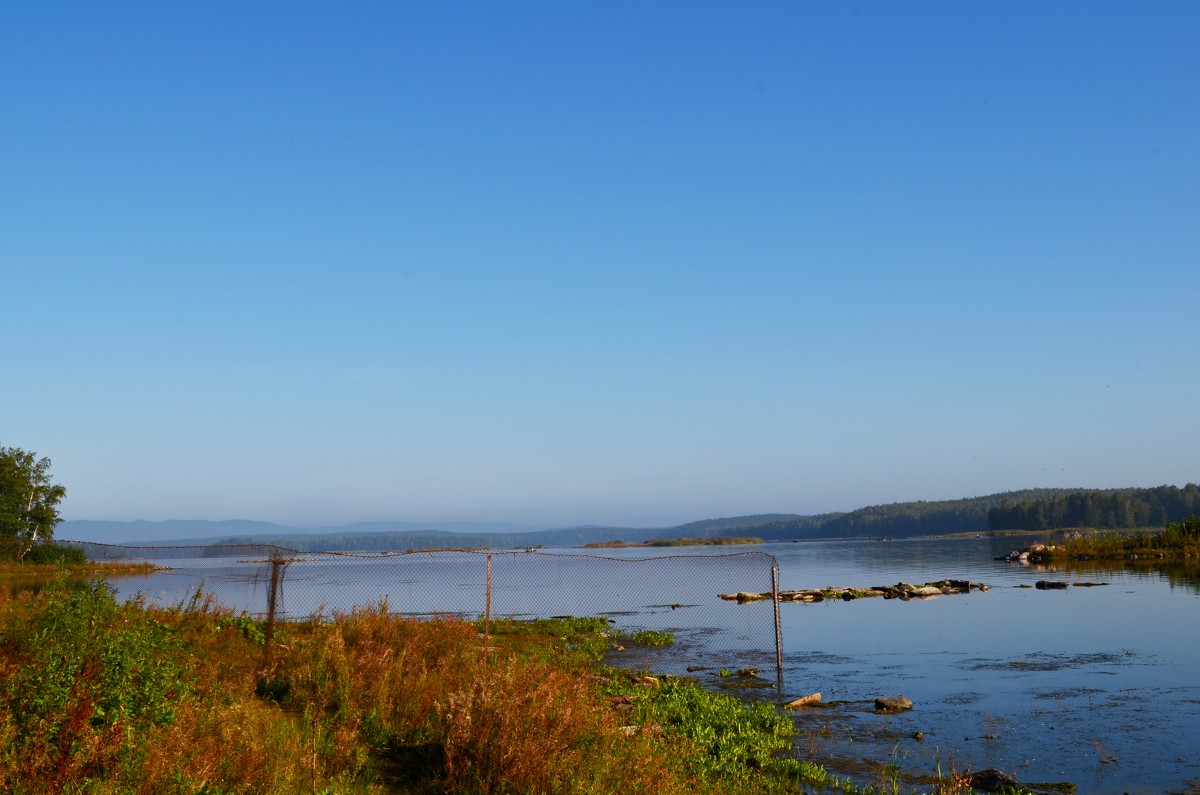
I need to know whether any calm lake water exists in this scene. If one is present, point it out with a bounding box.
[96,536,1200,794]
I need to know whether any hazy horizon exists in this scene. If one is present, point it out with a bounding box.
[59,481,1175,531]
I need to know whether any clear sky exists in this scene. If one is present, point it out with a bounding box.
[3,2,1197,528]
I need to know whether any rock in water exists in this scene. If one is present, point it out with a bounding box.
[785,692,821,708]
[874,696,913,711]
[967,768,1029,793]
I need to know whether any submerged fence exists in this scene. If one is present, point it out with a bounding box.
[56,541,785,689]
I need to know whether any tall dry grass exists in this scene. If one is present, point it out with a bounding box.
[0,584,715,794]
[276,604,696,794]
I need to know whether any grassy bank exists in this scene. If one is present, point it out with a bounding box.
[0,561,162,577]
[1035,516,1200,561]
[0,541,161,577]
[0,577,855,794]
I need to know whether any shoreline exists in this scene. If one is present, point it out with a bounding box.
[582,535,765,549]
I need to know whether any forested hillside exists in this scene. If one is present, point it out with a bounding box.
[716,489,1084,541]
[987,484,1200,530]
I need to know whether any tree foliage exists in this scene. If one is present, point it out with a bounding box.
[708,488,1088,540]
[987,483,1200,531]
[0,446,67,552]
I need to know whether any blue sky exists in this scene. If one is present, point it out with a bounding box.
[3,2,1197,528]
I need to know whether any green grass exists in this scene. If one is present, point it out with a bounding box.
[1039,516,1200,561]
[629,629,675,648]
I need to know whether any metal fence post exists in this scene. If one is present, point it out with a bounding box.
[484,554,492,663]
[265,551,287,669]
[772,559,784,701]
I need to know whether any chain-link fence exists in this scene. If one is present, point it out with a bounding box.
[55,541,785,691]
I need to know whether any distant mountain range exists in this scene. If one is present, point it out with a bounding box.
[58,519,556,546]
[59,487,1146,551]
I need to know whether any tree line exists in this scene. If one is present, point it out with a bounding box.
[0,444,74,562]
[704,488,1083,541]
[986,484,1200,531]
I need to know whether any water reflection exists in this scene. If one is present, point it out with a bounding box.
[763,538,1200,795]
[0,575,61,599]
[1039,558,1200,594]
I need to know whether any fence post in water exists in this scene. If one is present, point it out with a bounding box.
[484,554,492,663]
[772,559,784,700]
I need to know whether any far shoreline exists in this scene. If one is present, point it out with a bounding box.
[581,536,764,549]
[0,561,165,577]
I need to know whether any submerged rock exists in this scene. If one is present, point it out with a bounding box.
[967,768,1032,793]
[785,692,821,708]
[717,591,771,603]
[729,579,987,603]
[874,695,913,711]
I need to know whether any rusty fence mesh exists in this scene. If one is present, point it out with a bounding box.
[56,541,785,688]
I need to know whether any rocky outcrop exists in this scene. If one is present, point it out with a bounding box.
[998,542,1058,563]
[720,579,988,603]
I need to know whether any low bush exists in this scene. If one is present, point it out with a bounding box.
[21,544,88,566]
[0,579,190,791]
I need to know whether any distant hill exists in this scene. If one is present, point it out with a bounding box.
[668,513,822,537]
[59,519,553,545]
[987,483,1200,530]
[57,519,663,550]
[59,519,301,545]
[59,485,1196,552]
[206,525,667,552]
[713,489,1091,541]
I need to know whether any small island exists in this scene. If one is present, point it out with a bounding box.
[582,536,764,549]
[1016,516,1200,562]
